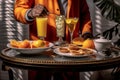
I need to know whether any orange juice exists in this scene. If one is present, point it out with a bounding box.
[36,17,48,37]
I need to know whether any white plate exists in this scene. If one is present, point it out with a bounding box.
[7,43,54,54]
[54,47,97,57]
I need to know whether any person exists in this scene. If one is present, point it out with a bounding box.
[13,0,93,80]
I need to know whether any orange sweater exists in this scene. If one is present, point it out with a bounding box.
[14,0,92,42]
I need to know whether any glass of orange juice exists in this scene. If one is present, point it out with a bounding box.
[36,17,48,40]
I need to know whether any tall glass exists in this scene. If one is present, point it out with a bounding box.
[36,17,48,40]
[55,15,65,45]
[65,17,79,43]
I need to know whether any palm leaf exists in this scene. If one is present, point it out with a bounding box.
[94,0,120,23]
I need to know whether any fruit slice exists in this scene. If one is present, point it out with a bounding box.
[32,40,45,48]
[82,38,95,49]
[18,40,30,48]
[65,19,72,24]
[10,39,20,48]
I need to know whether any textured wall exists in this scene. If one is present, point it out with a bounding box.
[86,0,120,43]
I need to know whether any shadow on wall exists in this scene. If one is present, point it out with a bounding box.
[93,0,120,47]
[0,0,29,51]
[87,0,120,47]
[0,0,29,80]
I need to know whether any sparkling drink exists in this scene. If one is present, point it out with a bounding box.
[65,18,79,42]
[56,15,65,37]
[36,17,48,39]
[55,15,65,45]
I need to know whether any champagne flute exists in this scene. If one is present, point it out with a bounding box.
[65,17,79,43]
[36,17,48,40]
[55,15,65,45]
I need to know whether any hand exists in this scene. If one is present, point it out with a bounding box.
[82,32,93,40]
[28,4,49,18]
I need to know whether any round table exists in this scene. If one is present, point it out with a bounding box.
[0,47,120,72]
[0,47,120,80]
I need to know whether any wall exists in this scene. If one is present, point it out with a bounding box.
[86,0,120,43]
[0,0,29,80]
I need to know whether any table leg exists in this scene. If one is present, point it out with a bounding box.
[111,67,120,80]
[80,72,93,80]
[2,64,14,80]
[2,64,28,80]
[8,69,14,80]
[11,68,24,80]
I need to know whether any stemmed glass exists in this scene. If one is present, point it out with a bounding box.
[65,17,79,43]
[55,15,65,45]
[36,17,48,40]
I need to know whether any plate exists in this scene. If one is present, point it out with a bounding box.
[7,43,54,54]
[54,47,97,57]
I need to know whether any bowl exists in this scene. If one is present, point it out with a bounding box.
[94,37,112,51]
